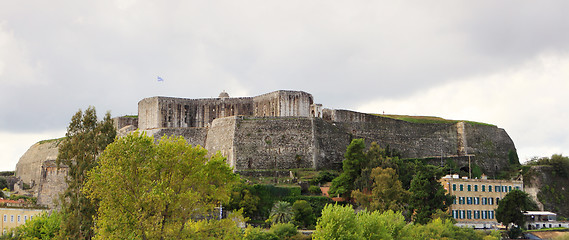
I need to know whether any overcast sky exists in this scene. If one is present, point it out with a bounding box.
[1,1,569,171]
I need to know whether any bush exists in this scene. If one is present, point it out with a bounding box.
[270,223,298,239]
[292,200,316,229]
[311,171,338,184]
[244,226,278,240]
[308,185,322,195]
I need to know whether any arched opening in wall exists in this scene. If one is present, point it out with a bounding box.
[311,110,315,117]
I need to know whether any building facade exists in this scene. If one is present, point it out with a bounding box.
[440,174,524,229]
[0,207,45,235]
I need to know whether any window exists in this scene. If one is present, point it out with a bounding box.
[3,215,6,222]
[459,197,464,204]
[474,185,478,191]
[460,210,465,219]
[495,186,500,192]
[482,185,486,192]
[502,186,507,192]
[467,197,472,205]
[453,198,457,204]
[467,210,472,219]
[17,215,20,222]
[488,185,492,192]
[460,184,464,191]
[453,210,458,219]
[482,211,487,219]
[489,198,494,205]
[24,216,27,222]
[453,184,456,191]
[474,197,480,205]
[474,210,480,219]
[515,186,520,190]
[509,186,512,192]
[467,185,471,191]
[489,211,494,219]
[482,197,487,205]
[10,215,14,222]
[496,198,500,204]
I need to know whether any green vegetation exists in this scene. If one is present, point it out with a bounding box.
[313,204,499,240]
[84,132,239,239]
[372,114,496,126]
[408,164,454,224]
[496,189,539,238]
[352,167,409,213]
[0,211,61,240]
[38,137,66,145]
[269,201,294,224]
[56,106,116,239]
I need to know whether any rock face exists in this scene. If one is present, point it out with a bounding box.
[524,166,569,217]
[15,140,60,187]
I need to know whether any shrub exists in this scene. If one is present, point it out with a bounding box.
[270,223,298,239]
[308,185,322,195]
[244,226,278,240]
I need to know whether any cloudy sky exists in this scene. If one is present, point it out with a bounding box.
[1,1,569,171]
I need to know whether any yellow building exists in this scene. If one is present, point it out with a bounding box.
[440,174,523,229]
[1,207,45,235]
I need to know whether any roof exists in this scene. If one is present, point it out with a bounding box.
[523,211,557,216]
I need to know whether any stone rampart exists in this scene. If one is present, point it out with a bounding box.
[232,117,315,170]
[36,160,68,209]
[143,127,208,147]
[205,117,237,168]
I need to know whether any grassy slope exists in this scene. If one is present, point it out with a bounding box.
[371,114,496,126]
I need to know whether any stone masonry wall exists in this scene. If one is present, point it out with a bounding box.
[36,160,68,209]
[143,127,208,147]
[232,117,314,170]
[205,117,237,168]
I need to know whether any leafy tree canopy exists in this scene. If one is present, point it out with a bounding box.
[56,106,116,240]
[84,132,239,239]
[408,164,453,224]
[495,189,539,230]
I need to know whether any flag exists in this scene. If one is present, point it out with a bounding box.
[157,76,164,82]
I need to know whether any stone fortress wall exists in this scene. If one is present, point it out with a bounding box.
[132,90,516,176]
[16,89,517,209]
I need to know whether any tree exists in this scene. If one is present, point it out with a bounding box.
[352,167,409,213]
[329,139,366,198]
[313,204,362,240]
[269,201,293,224]
[292,200,315,228]
[408,164,453,224]
[496,189,538,231]
[56,106,116,239]
[84,132,239,239]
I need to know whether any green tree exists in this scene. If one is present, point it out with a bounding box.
[352,167,409,212]
[357,210,407,240]
[227,182,261,219]
[269,222,298,239]
[269,201,293,224]
[408,164,453,224]
[495,189,538,231]
[313,204,363,240]
[84,132,239,239]
[329,139,366,198]
[56,106,116,240]
[292,200,315,228]
[0,211,62,240]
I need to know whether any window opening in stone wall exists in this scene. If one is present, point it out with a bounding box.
[184,105,189,124]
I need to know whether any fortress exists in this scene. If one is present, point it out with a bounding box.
[16,89,517,208]
[118,90,517,175]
